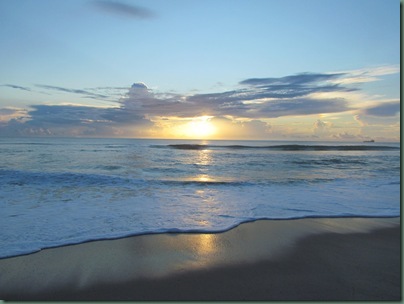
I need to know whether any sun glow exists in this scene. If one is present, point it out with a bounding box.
[181,116,217,139]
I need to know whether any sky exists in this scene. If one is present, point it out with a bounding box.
[0,0,400,141]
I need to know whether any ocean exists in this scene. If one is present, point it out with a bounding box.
[0,137,400,258]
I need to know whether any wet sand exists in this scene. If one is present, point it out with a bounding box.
[0,217,400,300]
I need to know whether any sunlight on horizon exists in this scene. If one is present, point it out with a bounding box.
[173,116,217,139]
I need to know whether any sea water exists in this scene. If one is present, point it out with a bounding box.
[0,137,400,258]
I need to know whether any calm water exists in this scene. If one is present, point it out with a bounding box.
[0,137,400,258]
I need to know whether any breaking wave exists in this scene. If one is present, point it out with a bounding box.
[163,144,399,151]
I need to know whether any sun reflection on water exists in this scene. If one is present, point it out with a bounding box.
[195,148,212,166]
[188,148,219,256]
[193,147,215,182]
[196,174,212,182]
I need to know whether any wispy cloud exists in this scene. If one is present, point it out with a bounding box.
[189,72,354,104]
[2,83,124,102]
[1,84,31,91]
[239,72,346,86]
[35,84,111,100]
[92,0,155,19]
[328,65,400,84]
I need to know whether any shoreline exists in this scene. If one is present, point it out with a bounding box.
[1,215,399,260]
[0,216,400,300]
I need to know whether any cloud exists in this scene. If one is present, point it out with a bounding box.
[312,119,334,137]
[1,83,128,100]
[35,84,111,100]
[121,83,199,117]
[119,73,355,120]
[0,108,29,123]
[0,103,154,137]
[92,0,155,19]
[1,67,398,138]
[28,105,107,125]
[332,132,363,140]
[329,65,400,85]
[1,84,31,91]
[207,116,271,139]
[30,103,152,127]
[241,119,272,138]
[237,73,356,99]
[239,72,346,86]
[189,73,355,104]
[354,114,367,126]
[251,98,350,118]
[362,101,400,117]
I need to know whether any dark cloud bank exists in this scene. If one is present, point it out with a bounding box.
[362,101,400,117]
[0,72,399,137]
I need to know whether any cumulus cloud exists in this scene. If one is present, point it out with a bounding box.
[332,132,363,140]
[313,119,327,131]
[92,0,155,19]
[312,119,334,138]
[241,119,272,138]
[207,116,271,139]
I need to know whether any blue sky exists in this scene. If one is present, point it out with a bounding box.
[0,0,400,140]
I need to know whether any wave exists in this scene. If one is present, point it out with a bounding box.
[158,179,250,186]
[164,144,399,151]
[0,169,337,190]
[1,169,132,187]
[289,158,368,166]
[0,169,248,188]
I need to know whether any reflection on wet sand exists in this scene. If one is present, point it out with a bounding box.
[193,234,216,255]
[0,217,399,296]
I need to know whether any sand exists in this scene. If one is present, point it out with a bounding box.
[0,217,400,300]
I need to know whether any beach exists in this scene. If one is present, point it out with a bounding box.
[0,216,400,301]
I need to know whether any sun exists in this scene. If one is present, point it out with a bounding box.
[165,116,218,139]
[183,116,216,139]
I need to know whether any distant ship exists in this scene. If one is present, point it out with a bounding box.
[363,139,375,143]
